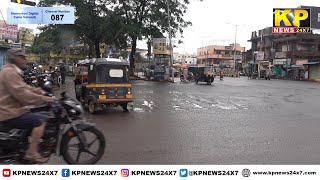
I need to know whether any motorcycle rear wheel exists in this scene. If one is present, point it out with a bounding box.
[61,127,105,164]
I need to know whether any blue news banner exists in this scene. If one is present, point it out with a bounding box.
[7,7,75,24]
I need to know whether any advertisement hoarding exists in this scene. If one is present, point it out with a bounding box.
[153,38,170,55]
[153,54,169,80]
[0,20,18,41]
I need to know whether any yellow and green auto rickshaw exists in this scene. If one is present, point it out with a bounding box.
[195,66,216,85]
[74,58,133,114]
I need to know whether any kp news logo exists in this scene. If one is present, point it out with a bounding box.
[272,8,311,34]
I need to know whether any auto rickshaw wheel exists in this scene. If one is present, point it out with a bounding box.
[88,101,96,114]
[121,103,129,112]
[76,95,81,101]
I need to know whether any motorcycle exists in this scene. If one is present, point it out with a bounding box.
[23,69,39,87]
[0,81,106,164]
[180,72,195,83]
[37,71,52,88]
[50,70,62,87]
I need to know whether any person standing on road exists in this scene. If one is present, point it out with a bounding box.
[59,64,66,84]
[0,48,54,164]
[183,66,188,82]
[220,68,224,80]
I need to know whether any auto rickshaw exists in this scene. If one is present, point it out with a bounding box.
[74,58,133,114]
[195,66,216,85]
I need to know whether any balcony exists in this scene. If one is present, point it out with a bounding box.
[286,50,320,57]
[222,54,232,57]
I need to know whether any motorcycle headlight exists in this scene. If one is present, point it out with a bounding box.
[77,105,84,113]
[69,109,76,114]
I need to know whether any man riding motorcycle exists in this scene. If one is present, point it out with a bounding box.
[0,48,54,164]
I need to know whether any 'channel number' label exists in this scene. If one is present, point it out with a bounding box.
[42,7,75,24]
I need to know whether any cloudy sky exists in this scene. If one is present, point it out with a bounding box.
[1,0,320,54]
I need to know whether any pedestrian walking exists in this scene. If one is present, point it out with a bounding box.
[59,64,66,84]
[183,66,188,82]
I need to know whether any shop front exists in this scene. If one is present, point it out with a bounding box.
[0,47,10,70]
[258,60,270,78]
[304,62,320,81]
[272,59,287,77]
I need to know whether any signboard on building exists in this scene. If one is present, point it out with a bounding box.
[275,51,287,58]
[235,55,242,60]
[0,20,18,41]
[10,43,22,48]
[273,59,287,65]
[256,51,264,61]
[153,38,170,55]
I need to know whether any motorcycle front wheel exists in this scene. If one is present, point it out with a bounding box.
[61,127,105,164]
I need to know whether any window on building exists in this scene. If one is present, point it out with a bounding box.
[214,50,221,54]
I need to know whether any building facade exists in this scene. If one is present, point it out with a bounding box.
[246,27,320,80]
[197,43,245,68]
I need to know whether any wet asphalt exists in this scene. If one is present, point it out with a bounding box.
[49,76,320,164]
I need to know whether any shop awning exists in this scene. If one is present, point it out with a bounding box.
[291,65,304,69]
[303,62,320,65]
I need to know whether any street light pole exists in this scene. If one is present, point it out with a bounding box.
[166,0,174,82]
[233,25,237,72]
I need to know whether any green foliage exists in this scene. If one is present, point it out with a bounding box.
[33,0,202,65]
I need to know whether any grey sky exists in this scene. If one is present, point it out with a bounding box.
[1,0,320,54]
[170,0,320,54]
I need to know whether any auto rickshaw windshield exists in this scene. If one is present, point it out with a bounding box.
[96,65,129,84]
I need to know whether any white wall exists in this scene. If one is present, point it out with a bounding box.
[173,53,197,65]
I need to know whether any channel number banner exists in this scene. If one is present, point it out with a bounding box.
[0,165,319,180]
[7,7,75,24]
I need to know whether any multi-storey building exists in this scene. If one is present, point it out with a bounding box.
[197,43,245,68]
[245,27,320,80]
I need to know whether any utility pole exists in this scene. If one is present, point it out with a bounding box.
[166,0,174,82]
[258,29,263,79]
[233,25,238,73]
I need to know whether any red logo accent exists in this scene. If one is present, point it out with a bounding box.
[3,169,11,177]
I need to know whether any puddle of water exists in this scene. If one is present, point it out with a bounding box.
[169,91,183,94]
[142,100,155,111]
[215,104,237,109]
[140,90,154,94]
[133,108,145,112]
[143,100,153,107]
[192,103,203,108]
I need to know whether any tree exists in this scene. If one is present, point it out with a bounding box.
[110,0,202,71]
[38,0,126,58]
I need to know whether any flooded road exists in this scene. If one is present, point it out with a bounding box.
[49,77,320,164]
